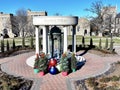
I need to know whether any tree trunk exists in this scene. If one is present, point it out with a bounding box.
[22,29,25,47]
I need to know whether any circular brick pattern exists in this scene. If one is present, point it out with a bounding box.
[0,49,120,90]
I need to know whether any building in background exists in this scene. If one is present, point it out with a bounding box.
[101,6,117,36]
[77,18,90,36]
[27,9,47,23]
[0,12,15,38]
[115,13,120,36]
[0,7,120,38]
[22,9,47,37]
[67,18,90,36]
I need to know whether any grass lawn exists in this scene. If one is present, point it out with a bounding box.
[0,37,35,47]
[68,35,120,47]
[0,35,120,49]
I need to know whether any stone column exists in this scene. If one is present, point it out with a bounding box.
[47,27,50,54]
[72,26,76,53]
[63,26,68,53]
[42,26,48,54]
[35,26,39,55]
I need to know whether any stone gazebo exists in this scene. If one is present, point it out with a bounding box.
[33,16,78,58]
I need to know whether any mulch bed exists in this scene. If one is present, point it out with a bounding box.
[0,65,33,90]
[0,49,34,90]
[74,50,120,90]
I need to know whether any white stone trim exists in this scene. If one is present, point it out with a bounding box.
[63,26,68,52]
[33,16,78,26]
[35,26,39,54]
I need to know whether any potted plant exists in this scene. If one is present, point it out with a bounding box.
[71,53,77,72]
[33,54,39,74]
[34,53,48,76]
[60,53,69,76]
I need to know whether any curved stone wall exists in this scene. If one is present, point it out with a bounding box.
[33,16,78,26]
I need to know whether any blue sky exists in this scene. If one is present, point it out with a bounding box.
[0,0,120,17]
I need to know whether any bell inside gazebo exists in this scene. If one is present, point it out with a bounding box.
[49,26,63,59]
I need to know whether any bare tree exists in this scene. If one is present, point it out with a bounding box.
[85,1,116,36]
[14,8,29,47]
[85,1,103,16]
[85,1,104,36]
[11,16,20,36]
[5,8,35,38]
[15,8,28,37]
[26,16,35,36]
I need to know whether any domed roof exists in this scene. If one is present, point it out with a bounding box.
[50,26,61,34]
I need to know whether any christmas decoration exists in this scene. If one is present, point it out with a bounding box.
[56,64,62,72]
[33,54,39,73]
[48,58,57,75]
[71,53,77,72]
[33,51,84,76]
[49,58,57,66]
[49,66,58,75]
[33,52,48,76]
[60,53,69,76]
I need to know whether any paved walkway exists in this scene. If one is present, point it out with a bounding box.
[0,47,120,90]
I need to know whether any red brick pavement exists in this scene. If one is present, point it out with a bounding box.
[0,51,120,90]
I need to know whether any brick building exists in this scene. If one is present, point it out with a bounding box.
[115,13,120,36]
[0,12,15,38]
[102,6,117,36]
